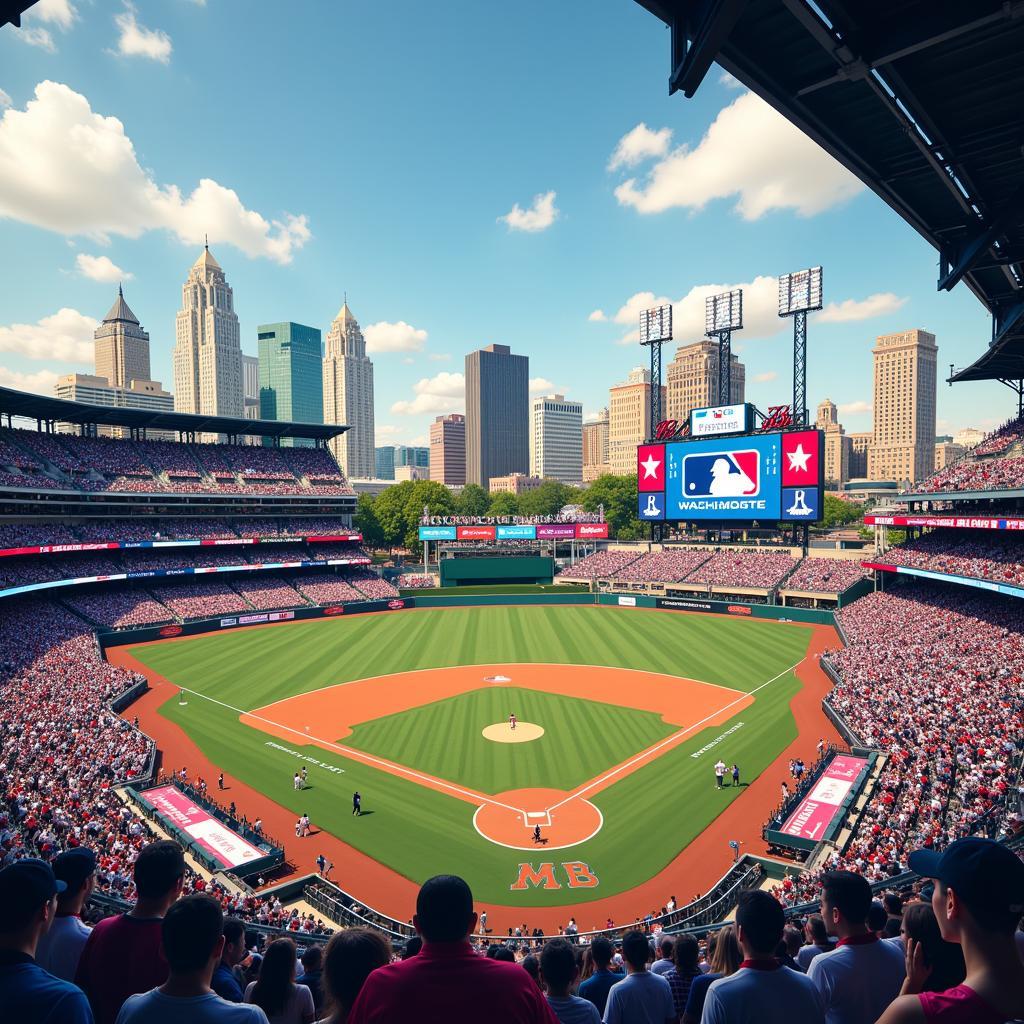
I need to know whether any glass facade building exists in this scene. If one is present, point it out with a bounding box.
[257,322,324,447]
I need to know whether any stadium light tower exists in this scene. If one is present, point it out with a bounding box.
[639,303,673,434]
[778,267,823,426]
[705,289,743,405]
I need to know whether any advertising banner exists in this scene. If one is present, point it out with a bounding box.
[574,523,609,539]
[536,524,577,539]
[862,562,1024,599]
[496,524,537,540]
[143,786,265,869]
[617,595,637,606]
[456,525,496,540]
[864,515,1024,531]
[689,403,751,438]
[779,755,868,842]
[0,533,362,559]
[417,526,457,541]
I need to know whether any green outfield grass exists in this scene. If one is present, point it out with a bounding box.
[130,606,812,908]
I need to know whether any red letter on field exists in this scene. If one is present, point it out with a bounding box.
[510,863,561,890]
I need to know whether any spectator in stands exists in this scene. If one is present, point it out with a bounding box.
[244,938,314,1024]
[602,929,674,1024]
[702,891,823,1024]
[316,928,390,1024]
[114,894,266,1023]
[212,918,248,1003]
[347,874,556,1023]
[877,838,1024,1023]
[576,935,622,1017]
[76,839,186,1024]
[0,858,93,1024]
[296,945,323,1017]
[806,870,905,1024]
[779,925,806,972]
[35,847,96,982]
[663,933,700,1021]
[522,954,542,990]
[650,935,674,976]
[540,938,600,1024]
[682,926,741,1023]
[894,902,965,993]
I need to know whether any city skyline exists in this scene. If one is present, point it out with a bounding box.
[0,1,1011,452]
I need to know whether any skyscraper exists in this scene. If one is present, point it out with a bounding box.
[815,398,851,486]
[609,367,665,476]
[94,285,151,389]
[530,394,583,485]
[582,408,610,482]
[257,322,323,446]
[323,300,375,478]
[465,344,528,487]
[867,329,937,485]
[242,354,260,421]
[665,340,745,425]
[173,245,244,426]
[848,432,871,478]
[430,413,466,486]
[374,445,429,480]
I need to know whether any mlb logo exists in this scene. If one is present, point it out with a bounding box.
[638,493,665,520]
[682,450,759,498]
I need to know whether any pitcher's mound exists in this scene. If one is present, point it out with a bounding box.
[482,722,544,743]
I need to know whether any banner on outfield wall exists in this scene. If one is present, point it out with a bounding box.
[0,533,363,559]
[862,561,1024,600]
[617,596,637,606]
[535,524,577,539]
[418,523,608,541]
[864,514,1024,531]
[778,755,869,842]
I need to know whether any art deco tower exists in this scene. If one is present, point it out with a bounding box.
[323,299,375,477]
[94,285,151,388]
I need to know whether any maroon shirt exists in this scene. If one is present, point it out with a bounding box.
[74,914,168,1024]
[348,941,558,1024]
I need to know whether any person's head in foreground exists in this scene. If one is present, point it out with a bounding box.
[875,837,1024,1024]
[621,929,652,972]
[320,927,391,1023]
[735,890,785,961]
[819,869,872,937]
[0,858,66,954]
[413,874,476,943]
[540,938,578,997]
[251,937,298,1016]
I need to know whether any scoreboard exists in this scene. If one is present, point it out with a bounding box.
[637,429,825,524]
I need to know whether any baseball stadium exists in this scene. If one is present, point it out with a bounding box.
[1,2,1023,1023]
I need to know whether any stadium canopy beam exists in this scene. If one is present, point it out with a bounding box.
[938,183,1024,293]
[666,0,747,97]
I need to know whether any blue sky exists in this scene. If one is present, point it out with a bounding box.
[0,0,1010,446]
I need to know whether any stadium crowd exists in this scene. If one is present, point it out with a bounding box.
[973,414,1024,457]
[880,530,1024,588]
[783,557,867,593]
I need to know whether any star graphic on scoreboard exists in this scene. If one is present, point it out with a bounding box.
[640,454,661,479]
[786,443,811,473]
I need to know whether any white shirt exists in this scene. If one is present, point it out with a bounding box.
[35,914,92,982]
[702,964,824,1024]
[806,937,905,1024]
[603,970,674,1024]
[714,761,726,776]
[116,989,269,1024]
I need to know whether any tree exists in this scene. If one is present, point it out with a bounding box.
[517,479,579,518]
[487,492,520,517]
[581,473,642,539]
[457,483,490,516]
[820,494,865,530]
[401,480,455,551]
[353,492,384,548]
[373,480,417,550]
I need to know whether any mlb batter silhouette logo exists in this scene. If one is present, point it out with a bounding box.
[682,450,760,498]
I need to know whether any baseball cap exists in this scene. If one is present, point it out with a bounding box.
[909,838,1024,922]
[0,858,66,931]
[53,847,97,892]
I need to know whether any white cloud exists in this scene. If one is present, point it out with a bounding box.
[391,371,465,416]
[114,4,172,64]
[607,123,672,171]
[529,377,558,396]
[75,253,132,282]
[402,357,414,365]
[818,292,908,323]
[19,27,55,51]
[499,190,559,233]
[718,70,743,89]
[753,371,778,383]
[613,91,863,219]
[363,320,428,354]
[0,307,97,363]
[839,400,872,415]
[0,90,11,109]
[375,424,403,440]
[0,367,61,395]
[0,82,310,263]
[428,352,451,362]
[588,309,607,323]
[31,0,77,29]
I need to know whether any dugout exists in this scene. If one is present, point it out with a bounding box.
[440,555,553,587]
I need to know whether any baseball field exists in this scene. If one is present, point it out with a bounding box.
[116,605,830,924]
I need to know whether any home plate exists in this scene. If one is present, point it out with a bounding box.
[485,675,512,683]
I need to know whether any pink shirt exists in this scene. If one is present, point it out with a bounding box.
[918,985,1005,1024]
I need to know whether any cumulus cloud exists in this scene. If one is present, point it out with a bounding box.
[499,190,559,233]
[363,320,428,354]
[75,253,132,282]
[19,27,55,50]
[718,70,743,89]
[0,82,310,263]
[753,371,778,383]
[818,292,908,323]
[114,4,172,64]
[0,90,11,109]
[391,371,465,416]
[17,0,76,51]
[0,307,97,363]
[613,91,863,219]
[607,123,672,171]
[839,400,872,415]
[0,366,61,395]
[529,377,558,396]
[587,309,607,322]
[428,352,451,362]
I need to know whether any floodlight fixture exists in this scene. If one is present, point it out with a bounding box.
[778,266,823,317]
[705,288,743,335]
[639,304,673,345]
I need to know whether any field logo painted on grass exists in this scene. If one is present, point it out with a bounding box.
[510,862,600,890]
[689,721,745,759]
[265,741,346,774]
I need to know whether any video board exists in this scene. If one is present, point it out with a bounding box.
[637,429,824,523]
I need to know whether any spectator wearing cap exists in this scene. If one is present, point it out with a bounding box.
[576,936,622,1017]
[806,870,906,1024]
[540,938,599,1024]
[212,918,248,1003]
[876,838,1024,1023]
[602,929,674,1024]
[35,847,96,982]
[76,839,186,1024]
[0,858,93,1024]
[347,874,557,1024]
[114,894,267,1024]
[702,891,823,1024]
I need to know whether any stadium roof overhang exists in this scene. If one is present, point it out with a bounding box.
[0,1,38,29]
[0,386,347,442]
[632,0,1024,386]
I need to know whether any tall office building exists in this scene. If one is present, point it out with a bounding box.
[257,322,323,446]
[465,344,528,487]
[430,413,466,486]
[609,368,666,476]
[867,329,938,485]
[94,286,151,389]
[55,374,173,438]
[530,394,582,485]
[848,432,871,478]
[323,300,375,478]
[935,440,966,470]
[582,408,610,483]
[242,354,260,421]
[374,446,396,480]
[374,445,429,480]
[173,245,244,428]
[665,340,745,425]
[815,398,851,486]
